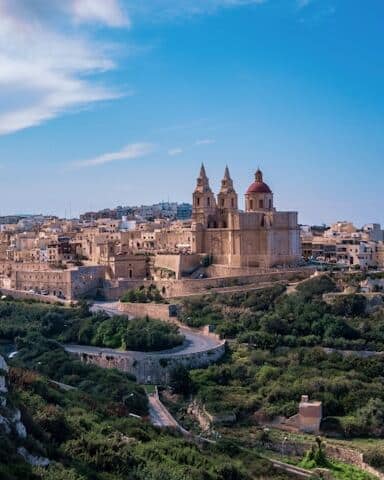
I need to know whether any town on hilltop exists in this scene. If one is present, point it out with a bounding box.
[0,165,383,301]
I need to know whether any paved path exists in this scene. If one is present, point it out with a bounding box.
[148,392,179,428]
[268,459,313,479]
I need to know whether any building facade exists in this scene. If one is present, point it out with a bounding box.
[190,165,301,268]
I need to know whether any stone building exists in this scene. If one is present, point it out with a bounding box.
[10,265,105,300]
[190,165,301,268]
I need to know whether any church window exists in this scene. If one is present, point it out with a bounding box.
[259,199,264,209]
[231,198,234,208]
[269,199,272,209]
[221,199,225,207]
[197,197,200,206]
[207,197,210,206]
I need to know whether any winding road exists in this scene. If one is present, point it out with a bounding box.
[65,301,224,360]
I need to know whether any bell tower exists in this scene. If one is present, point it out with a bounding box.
[192,164,217,226]
[217,166,238,212]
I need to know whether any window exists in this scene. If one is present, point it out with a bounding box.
[207,197,210,207]
[250,199,253,210]
[197,197,200,206]
[221,199,225,207]
[269,199,272,209]
[231,198,234,208]
[259,199,264,209]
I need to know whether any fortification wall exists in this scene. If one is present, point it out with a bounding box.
[102,267,314,300]
[158,268,314,298]
[71,341,226,384]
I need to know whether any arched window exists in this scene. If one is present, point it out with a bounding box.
[231,198,234,208]
[197,197,200,206]
[259,199,264,209]
[269,199,272,209]
[221,199,225,207]
[207,197,210,207]
[250,199,253,210]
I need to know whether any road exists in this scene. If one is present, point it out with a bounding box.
[83,301,224,358]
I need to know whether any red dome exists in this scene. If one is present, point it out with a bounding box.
[246,182,272,194]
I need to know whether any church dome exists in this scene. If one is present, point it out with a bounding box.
[246,169,272,194]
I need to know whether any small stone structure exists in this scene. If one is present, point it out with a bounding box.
[298,395,322,433]
[282,395,322,434]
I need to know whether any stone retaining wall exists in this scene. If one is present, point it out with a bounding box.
[159,268,314,298]
[0,288,69,305]
[261,438,384,479]
[118,302,172,322]
[72,341,226,385]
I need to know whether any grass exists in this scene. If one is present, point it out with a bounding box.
[144,384,156,395]
[299,458,377,480]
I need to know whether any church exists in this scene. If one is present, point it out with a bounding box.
[190,165,301,268]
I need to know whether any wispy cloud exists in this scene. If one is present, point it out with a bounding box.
[0,0,266,136]
[298,1,336,24]
[129,0,266,20]
[71,0,129,26]
[0,0,128,135]
[297,0,313,8]
[70,143,155,169]
[168,148,183,156]
[195,138,216,145]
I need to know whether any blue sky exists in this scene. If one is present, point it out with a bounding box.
[0,0,383,226]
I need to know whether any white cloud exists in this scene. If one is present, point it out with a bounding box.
[0,0,264,136]
[168,148,183,156]
[129,0,266,19]
[0,0,128,135]
[70,143,155,169]
[195,138,216,145]
[71,0,129,26]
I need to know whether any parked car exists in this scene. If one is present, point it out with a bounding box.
[40,290,49,295]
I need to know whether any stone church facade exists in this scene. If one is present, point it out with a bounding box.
[190,165,301,268]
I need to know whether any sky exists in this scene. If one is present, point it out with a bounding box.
[0,0,383,226]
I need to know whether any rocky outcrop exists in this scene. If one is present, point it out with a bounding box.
[0,354,50,467]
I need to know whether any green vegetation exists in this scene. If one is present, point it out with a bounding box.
[123,317,184,351]
[298,437,376,479]
[1,335,288,479]
[121,284,165,303]
[13,333,147,414]
[3,273,384,478]
[181,276,384,438]
[295,274,337,299]
[181,276,384,350]
[169,364,194,395]
[0,300,184,352]
[62,314,184,351]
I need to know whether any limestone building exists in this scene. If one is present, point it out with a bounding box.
[190,165,301,268]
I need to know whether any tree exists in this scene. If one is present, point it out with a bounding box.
[169,364,193,395]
